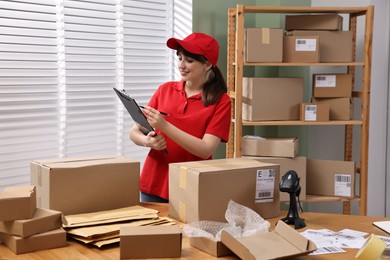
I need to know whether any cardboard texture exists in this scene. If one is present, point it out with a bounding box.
[221,220,317,260]
[120,225,182,259]
[0,186,36,221]
[30,156,140,215]
[0,228,67,254]
[307,158,355,198]
[283,36,320,63]
[241,136,299,158]
[313,73,353,98]
[242,77,304,121]
[285,14,343,31]
[244,28,283,62]
[243,156,307,202]
[312,97,352,120]
[291,30,353,62]
[0,208,62,238]
[190,237,233,257]
[300,103,330,122]
[169,158,280,223]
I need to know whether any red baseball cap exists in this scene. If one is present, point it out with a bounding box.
[166,32,219,67]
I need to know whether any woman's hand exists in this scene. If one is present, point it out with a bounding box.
[142,106,168,131]
[144,131,167,151]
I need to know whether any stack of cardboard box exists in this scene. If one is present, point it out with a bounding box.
[0,186,66,254]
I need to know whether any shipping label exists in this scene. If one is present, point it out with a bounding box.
[255,168,276,203]
[316,75,336,87]
[295,38,317,51]
[334,174,352,197]
[304,105,317,121]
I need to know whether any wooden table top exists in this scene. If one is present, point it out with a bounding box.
[0,202,389,259]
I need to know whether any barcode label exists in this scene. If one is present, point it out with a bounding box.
[315,75,336,87]
[304,105,317,121]
[256,169,276,203]
[334,174,352,197]
[336,175,351,183]
[258,191,272,198]
[295,38,317,51]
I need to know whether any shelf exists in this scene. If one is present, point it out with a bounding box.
[303,195,360,203]
[235,62,365,67]
[231,119,362,126]
[241,6,370,14]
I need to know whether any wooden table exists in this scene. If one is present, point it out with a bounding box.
[0,203,389,259]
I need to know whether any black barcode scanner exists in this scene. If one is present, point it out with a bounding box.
[279,170,306,229]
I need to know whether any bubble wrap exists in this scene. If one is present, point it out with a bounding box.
[182,200,270,241]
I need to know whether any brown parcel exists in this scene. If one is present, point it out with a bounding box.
[0,228,67,255]
[300,103,330,122]
[0,208,61,238]
[243,156,307,202]
[244,28,283,62]
[242,77,304,121]
[283,35,320,63]
[307,158,355,199]
[0,186,36,221]
[313,73,353,98]
[312,97,352,120]
[169,158,280,223]
[30,156,140,215]
[221,220,317,260]
[242,136,299,158]
[120,225,182,259]
[285,14,343,31]
[190,237,233,257]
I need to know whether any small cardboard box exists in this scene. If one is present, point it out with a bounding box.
[244,28,283,62]
[242,136,299,158]
[169,158,280,223]
[243,77,304,121]
[190,237,233,257]
[0,186,36,221]
[307,158,355,198]
[313,74,353,98]
[312,97,352,120]
[283,35,320,63]
[0,228,67,254]
[30,156,140,215]
[221,220,317,259]
[0,208,62,238]
[285,14,343,31]
[300,103,330,122]
[243,156,307,202]
[120,225,182,259]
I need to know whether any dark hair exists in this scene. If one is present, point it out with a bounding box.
[177,47,227,107]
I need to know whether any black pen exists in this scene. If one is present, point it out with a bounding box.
[140,106,169,116]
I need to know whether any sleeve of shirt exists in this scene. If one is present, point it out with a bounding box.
[205,93,232,143]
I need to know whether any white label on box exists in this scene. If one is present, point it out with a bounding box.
[255,169,276,203]
[334,174,352,197]
[295,39,317,51]
[315,75,336,87]
[304,105,317,121]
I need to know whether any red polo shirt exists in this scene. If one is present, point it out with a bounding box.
[140,80,231,199]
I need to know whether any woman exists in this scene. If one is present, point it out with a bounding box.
[129,32,231,202]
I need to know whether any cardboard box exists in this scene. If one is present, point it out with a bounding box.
[221,220,317,259]
[283,36,320,63]
[30,156,140,215]
[312,97,352,120]
[0,228,67,254]
[300,103,330,122]
[313,74,353,98]
[291,30,353,62]
[169,158,280,223]
[120,225,182,259]
[0,208,62,238]
[307,158,355,198]
[243,156,307,202]
[244,28,283,62]
[0,186,36,221]
[285,14,343,31]
[190,237,233,257]
[243,77,304,121]
[242,136,299,158]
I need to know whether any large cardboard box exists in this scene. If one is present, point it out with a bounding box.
[0,208,62,238]
[283,35,320,63]
[0,186,36,221]
[313,73,353,98]
[285,14,343,31]
[291,30,353,62]
[243,77,304,121]
[169,158,280,223]
[244,28,283,62]
[0,228,67,254]
[312,97,352,120]
[300,103,330,122]
[242,136,299,158]
[221,220,317,259]
[120,225,182,259]
[307,159,355,198]
[190,237,233,257]
[243,156,307,202]
[30,156,140,215]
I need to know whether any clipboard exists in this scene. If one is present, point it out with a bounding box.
[113,88,154,135]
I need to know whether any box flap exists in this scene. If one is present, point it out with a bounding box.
[0,186,35,199]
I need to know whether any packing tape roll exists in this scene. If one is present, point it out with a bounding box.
[356,234,386,260]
